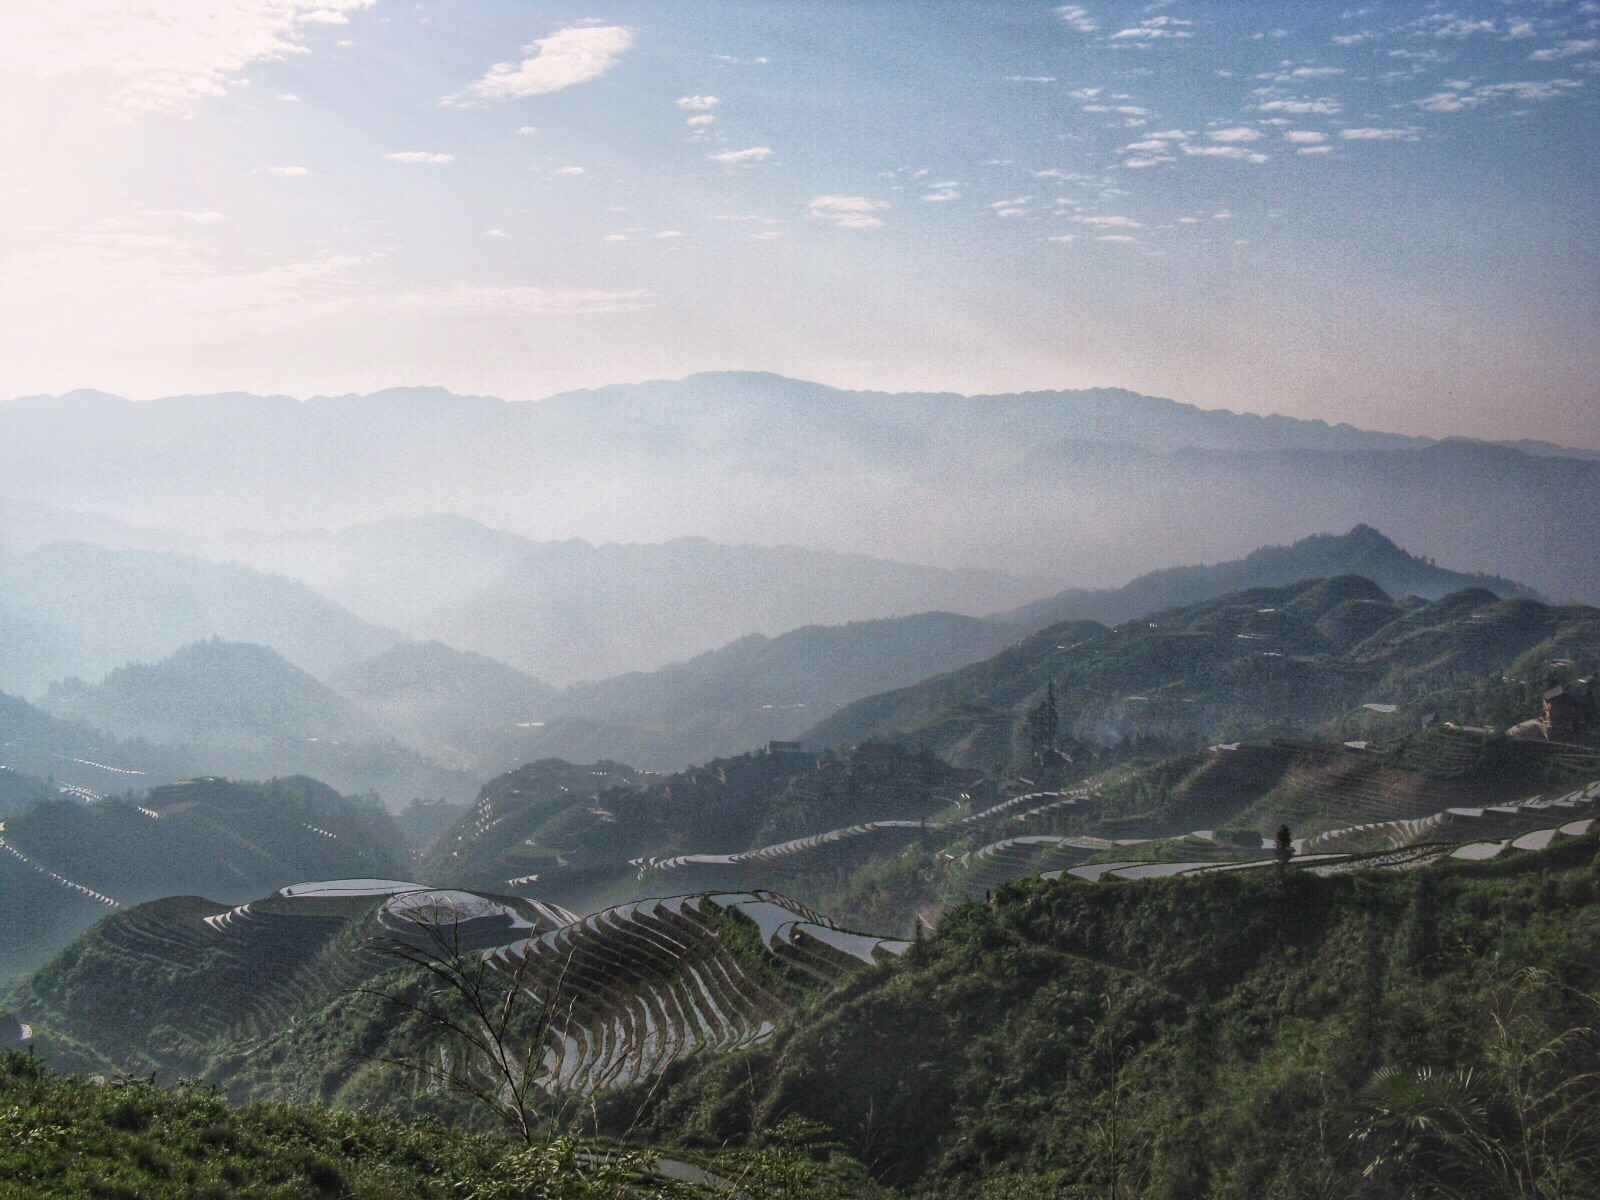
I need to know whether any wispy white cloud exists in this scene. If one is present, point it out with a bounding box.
[0,0,375,115]
[384,151,453,164]
[1112,16,1195,41]
[1339,127,1420,141]
[711,146,773,163]
[1414,79,1581,111]
[1056,6,1098,34]
[921,185,961,202]
[808,195,888,229]
[1254,97,1343,115]
[990,197,1032,218]
[267,165,309,176]
[686,114,715,126]
[1009,76,1057,83]
[145,210,225,223]
[443,24,635,105]
[552,165,587,176]
[1530,39,1599,62]
[1207,127,1264,142]
[1182,144,1269,163]
[1283,130,1326,143]
[1072,214,1142,228]
[676,95,720,110]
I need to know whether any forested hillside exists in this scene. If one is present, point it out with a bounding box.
[0,776,406,980]
[808,579,1600,767]
[626,837,1600,1198]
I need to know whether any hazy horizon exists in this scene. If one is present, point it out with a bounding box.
[2,1,1597,444]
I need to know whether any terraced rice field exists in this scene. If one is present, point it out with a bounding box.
[637,820,926,879]
[1034,782,1600,887]
[486,891,908,1094]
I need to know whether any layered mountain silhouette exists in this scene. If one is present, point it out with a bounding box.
[0,540,401,695]
[5,374,1598,602]
[36,640,476,802]
[1009,523,1538,630]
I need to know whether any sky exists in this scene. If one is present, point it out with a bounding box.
[0,0,1596,444]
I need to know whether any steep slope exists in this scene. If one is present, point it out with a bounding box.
[0,767,62,820]
[1010,524,1537,631]
[10,879,900,1113]
[0,776,406,980]
[0,540,402,695]
[806,579,1600,767]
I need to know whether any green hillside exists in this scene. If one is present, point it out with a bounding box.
[14,818,1599,1199]
[625,834,1600,1198]
[0,1052,879,1199]
[0,767,61,820]
[423,744,974,913]
[0,690,197,795]
[0,776,406,981]
[41,639,376,749]
[806,578,1600,768]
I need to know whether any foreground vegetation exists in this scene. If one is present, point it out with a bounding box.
[621,836,1600,1198]
[0,1051,891,1199]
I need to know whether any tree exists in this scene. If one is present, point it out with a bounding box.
[1275,825,1294,877]
[359,900,579,1144]
[1026,683,1061,769]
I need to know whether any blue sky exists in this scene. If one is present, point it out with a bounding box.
[1,1,1596,443]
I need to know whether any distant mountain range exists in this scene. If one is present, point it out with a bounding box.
[5,373,1600,603]
[0,525,1552,786]
[0,511,1054,688]
[453,525,1545,772]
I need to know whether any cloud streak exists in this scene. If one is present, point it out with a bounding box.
[808,195,888,228]
[444,24,635,104]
